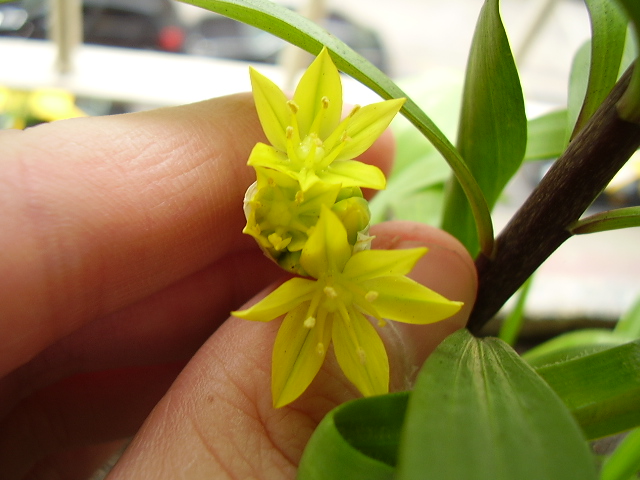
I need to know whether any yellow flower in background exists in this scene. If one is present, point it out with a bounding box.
[248,47,405,192]
[233,207,463,408]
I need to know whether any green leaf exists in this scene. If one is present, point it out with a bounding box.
[525,109,568,161]
[567,41,592,144]
[537,339,640,440]
[523,329,633,369]
[615,0,640,122]
[615,295,640,338]
[570,0,628,139]
[397,329,596,480]
[569,206,640,234]
[600,427,640,480]
[180,0,494,258]
[441,0,527,256]
[369,151,449,224]
[298,393,407,480]
[498,274,534,346]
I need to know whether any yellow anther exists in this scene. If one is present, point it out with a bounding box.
[286,126,294,139]
[304,316,316,329]
[321,96,330,109]
[295,190,304,205]
[316,342,325,356]
[348,105,361,117]
[323,286,338,299]
[268,232,291,251]
[287,100,299,114]
[377,318,387,327]
[365,291,379,302]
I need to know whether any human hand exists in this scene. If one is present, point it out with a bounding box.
[0,93,477,479]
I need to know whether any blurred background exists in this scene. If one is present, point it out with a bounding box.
[1,0,639,335]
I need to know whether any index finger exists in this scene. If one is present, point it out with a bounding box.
[0,93,393,377]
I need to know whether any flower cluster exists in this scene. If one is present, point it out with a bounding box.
[233,48,462,408]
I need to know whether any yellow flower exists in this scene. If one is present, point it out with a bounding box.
[242,167,372,275]
[248,47,405,192]
[233,207,463,408]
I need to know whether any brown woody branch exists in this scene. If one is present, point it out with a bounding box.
[468,66,640,334]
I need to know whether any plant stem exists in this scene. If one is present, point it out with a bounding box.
[468,66,640,334]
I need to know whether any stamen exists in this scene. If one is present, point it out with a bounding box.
[377,318,387,327]
[348,105,361,117]
[321,96,330,109]
[295,190,304,205]
[365,291,379,302]
[316,342,325,356]
[323,286,338,299]
[287,100,299,114]
[304,316,316,329]
[286,126,294,139]
[268,232,291,251]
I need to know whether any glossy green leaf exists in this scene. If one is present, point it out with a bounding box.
[525,109,568,161]
[397,329,596,480]
[615,0,640,122]
[537,340,640,440]
[441,0,526,256]
[570,206,640,234]
[298,393,407,480]
[570,0,628,139]
[600,427,640,480]
[180,0,494,258]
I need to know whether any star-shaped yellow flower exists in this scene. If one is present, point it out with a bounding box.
[248,47,405,191]
[233,207,463,408]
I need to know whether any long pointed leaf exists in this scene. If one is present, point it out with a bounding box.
[570,0,627,139]
[615,0,640,122]
[537,339,640,440]
[441,0,526,256]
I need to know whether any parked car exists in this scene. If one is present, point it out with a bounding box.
[185,9,389,73]
[0,0,185,52]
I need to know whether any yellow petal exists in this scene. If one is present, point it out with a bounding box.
[332,308,389,397]
[247,142,290,171]
[325,98,405,161]
[250,67,291,151]
[361,276,463,324]
[293,47,342,139]
[232,277,317,322]
[322,160,387,190]
[272,304,333,408]
[300,206,351,278]
[343,248,427,281]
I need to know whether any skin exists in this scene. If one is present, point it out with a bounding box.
[0,93,477,479]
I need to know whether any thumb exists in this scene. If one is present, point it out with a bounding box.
[107,222,476,479]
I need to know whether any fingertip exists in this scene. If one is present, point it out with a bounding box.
[369,221,478,383]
